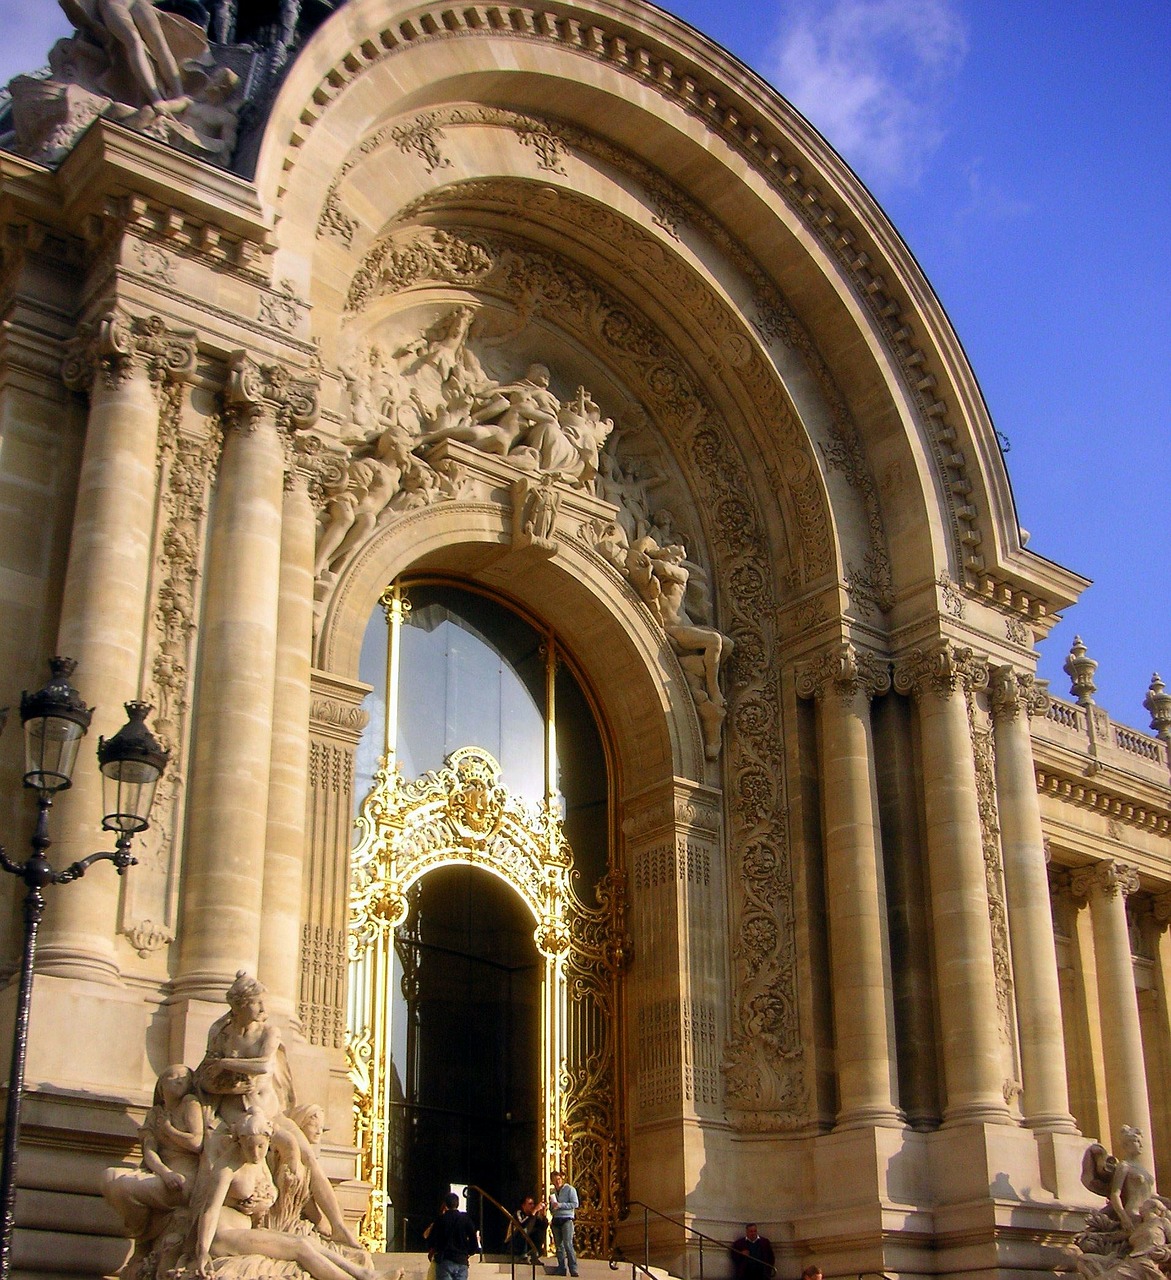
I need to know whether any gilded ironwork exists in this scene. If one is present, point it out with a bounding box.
[347,745,626,1252]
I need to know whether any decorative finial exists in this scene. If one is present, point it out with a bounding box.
[1144,673,1171,743]
[1064,635,1098,707]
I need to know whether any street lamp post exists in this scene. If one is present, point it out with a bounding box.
[0,658,168,1280]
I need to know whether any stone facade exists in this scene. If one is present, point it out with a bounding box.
[0,1,1168,1278]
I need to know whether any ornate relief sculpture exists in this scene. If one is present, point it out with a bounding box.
[102,974,372,1280]
[4,0,243,164]
[1068,1127,1171,1280]
[323,304,733,752]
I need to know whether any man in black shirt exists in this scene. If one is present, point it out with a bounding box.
[428,1192,481,1280]
[730,1224,774,1280]
[507,1194,549,1259]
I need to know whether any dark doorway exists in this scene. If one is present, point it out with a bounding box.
[389,866,541,1253]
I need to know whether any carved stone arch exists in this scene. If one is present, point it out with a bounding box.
[317,501,704,789]
[311,221,809,1125]
[258,5,944,594]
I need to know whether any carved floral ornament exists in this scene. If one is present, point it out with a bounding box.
[893,640,989,701]
[988,663,1051,722]
[320,259,801,1120]
[224,351,320,433]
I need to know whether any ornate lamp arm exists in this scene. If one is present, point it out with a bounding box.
[54,836,137,885]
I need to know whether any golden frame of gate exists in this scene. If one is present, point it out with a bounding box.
[346,681,628,1252]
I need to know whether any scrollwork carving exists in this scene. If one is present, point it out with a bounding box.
[989,664,1051,722]
[62,309,197,392]
[223,352,320,433]
[794,640,891,702]
[1070,859,1141,902]
[893,640,988,701]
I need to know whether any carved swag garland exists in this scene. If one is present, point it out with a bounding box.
[330,220,804,1126]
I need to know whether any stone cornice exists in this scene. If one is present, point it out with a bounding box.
[1035,765,1171,837]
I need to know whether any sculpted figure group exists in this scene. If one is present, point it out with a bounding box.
[321,306,733,755]
[104,973,374,1280]
[4,0,243,165]
[1069,1127,1171,1280]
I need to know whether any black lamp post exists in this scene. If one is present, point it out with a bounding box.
[0,658,168,1280]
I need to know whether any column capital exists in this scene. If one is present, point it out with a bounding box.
[62,309,197,392]
[224,351,320,434]
[1070,859,1141,902]
[795,640,891,702]
[989,664,1051,722]
[1151,891,1171,927]
[893,639,988,701]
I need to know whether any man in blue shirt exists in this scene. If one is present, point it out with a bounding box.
[549,1170,579,1276]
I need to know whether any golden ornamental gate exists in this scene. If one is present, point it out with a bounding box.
[346,743,627,1253]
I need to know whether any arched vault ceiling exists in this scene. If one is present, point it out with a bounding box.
[260,0,1088,625]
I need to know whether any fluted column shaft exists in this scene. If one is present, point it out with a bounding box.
[1072,860,1152,1153]
[990,666,1078,1133]
[801,644,902,1128]
[175,354,318,1000]
[39,313,194,980]
[257,467,316,1021]
[896,643,1011,1125]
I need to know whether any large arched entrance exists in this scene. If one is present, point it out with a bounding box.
[346,579,624,1252]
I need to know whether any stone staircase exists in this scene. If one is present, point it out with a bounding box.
[371,1256,673,1280]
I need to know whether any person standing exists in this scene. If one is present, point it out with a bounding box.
[428,1192,481,1280]
[729,1224,775,1280]
[549,1170,579,1277]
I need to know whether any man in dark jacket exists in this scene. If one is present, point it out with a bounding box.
[730,1224,775,1280]
[428,1192,481,1280]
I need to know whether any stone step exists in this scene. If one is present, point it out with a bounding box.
[371,1256,673,1280]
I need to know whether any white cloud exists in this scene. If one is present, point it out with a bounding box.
[768,0,968,189]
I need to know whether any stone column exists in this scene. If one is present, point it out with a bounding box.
[894,641,1012,1125]
[989,665,1078,1133]
[797,642,902,1128]
[257,457,317,1022]
[38,312,195,981]
[174,354,318,1004]
[1071,860,1152,1153]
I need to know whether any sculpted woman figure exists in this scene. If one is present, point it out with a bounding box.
[194,972,361,1248]
[189,1114,373,1280]
[103,1064,205,1239]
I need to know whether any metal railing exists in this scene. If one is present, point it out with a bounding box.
[618,1202,778,1280]
[466,1184,545,1280]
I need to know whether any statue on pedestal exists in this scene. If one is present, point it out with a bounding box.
[103,973,373,1280]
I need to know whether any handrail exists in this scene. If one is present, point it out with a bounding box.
[627,1201,779,1280]
[465,1184,543,1280]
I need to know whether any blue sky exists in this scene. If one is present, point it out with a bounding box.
[1,0,1167,728]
